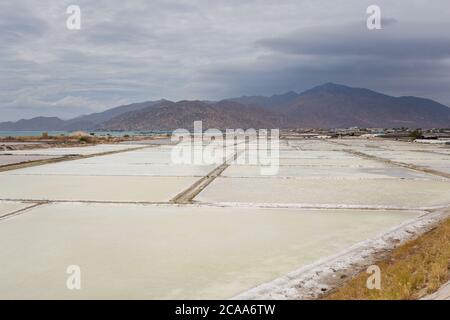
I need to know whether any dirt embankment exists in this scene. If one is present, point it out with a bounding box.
[323,216,450,300]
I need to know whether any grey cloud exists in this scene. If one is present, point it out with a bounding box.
[1,0,450,121]
[201,46,450,105]
[256,22,450,60]
[381,18,398,27]
[85,21,158,45]
[0,2,49,43]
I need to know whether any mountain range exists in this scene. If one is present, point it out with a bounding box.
[1,83,449,130]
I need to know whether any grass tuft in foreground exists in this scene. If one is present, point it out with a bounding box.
[324,217,450,300]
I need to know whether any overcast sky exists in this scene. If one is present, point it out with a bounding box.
[1,0,450,121]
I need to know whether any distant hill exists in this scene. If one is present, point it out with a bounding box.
[62,100,164,130]
[226,91,300,110]
[278,83,450,128]
[1,83,449,130]
[0,100,161,131]
[98,100,286,130]
[0,117,65,131]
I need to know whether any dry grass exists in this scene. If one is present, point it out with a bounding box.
[324,217,450,300]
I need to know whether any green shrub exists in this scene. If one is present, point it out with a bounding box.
[79,136,92,143]
[409,129,423,139]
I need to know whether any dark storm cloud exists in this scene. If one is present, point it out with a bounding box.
[256,23,450,60]
[200,18,450,104]
[204,56,449,91]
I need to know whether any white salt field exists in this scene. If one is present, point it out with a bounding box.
[0,142,45,145]
[337,138,450,152]
[276,157,390,167]
[235,151,390,167]
[222,165,437,179]
[0,175,198,202]
[0,201,34,218]
[0,155,59,166]
[0,144,148,156]
[195,177,450,208]
[359,150,450,161]
[338,143,450,174]
[0,138,449,299]
[74,150,178,165]
[277,150,354,159]
[5,162,216,177]
[0,203,420,299]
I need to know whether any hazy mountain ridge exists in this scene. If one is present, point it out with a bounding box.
[1,83,449,131]
[0,117,65,131]
[98,100,287,130]
[0,101,162,131]
[278,83,450,128]
[225,91,300,110]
